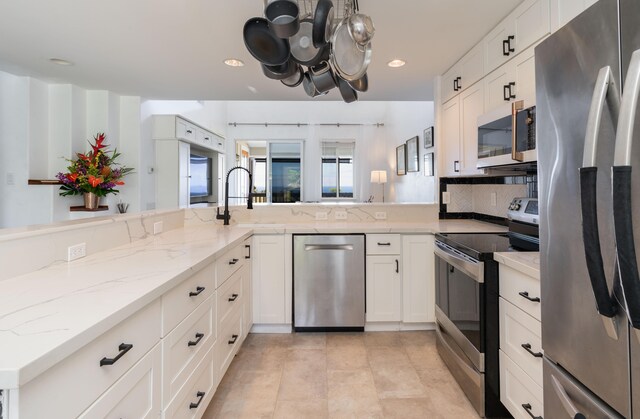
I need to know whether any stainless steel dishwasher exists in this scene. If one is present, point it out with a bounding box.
[293,234,365,331]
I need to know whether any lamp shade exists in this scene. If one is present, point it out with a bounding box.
[370,170,388,184]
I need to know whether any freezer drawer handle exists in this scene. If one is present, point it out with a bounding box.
[189,286,205,297]
[99,343,133,367]
[189,391,205,409]
[551,375,580,417]
[187,333,205,347]
[521,343,543,358]
[228,334,239,345]
[521,403,542,419]
[228,293,239,302]
[518,291,540,303]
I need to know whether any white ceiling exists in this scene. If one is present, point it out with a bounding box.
[0,0,522,101]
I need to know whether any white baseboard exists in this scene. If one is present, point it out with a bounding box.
[250,324,292,334]
[364,322,436,332]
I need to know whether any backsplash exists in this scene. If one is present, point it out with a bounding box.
[443,177,531,218]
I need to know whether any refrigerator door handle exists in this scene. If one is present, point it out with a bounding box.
[613,49,640,342]
[579,66,620,340]
[551,375,581,418]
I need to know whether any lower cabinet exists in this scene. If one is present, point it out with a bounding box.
[366,254,402,321]
[251,235,286,325]
[402,235,435,323]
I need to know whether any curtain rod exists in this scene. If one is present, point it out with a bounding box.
[228,122,385,128]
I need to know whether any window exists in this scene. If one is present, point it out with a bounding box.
[321,142,354,199]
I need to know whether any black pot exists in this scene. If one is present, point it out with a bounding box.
[303,72,329,97]
[243,17,290,66]
[313,0,335,48]
[337,76,358,103]
[262,60,298,80]
[308,62,337,93]
[281,64,304,87]
[265,0,300,39]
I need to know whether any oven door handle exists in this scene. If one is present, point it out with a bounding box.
[434,242,484,283]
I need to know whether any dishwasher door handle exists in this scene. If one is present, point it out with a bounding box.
[304,244,354,251]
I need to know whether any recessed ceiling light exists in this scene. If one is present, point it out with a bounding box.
[387,59,406,68]
[224,58,245,67]
[49,58,74,66]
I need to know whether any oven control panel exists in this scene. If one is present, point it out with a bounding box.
[508,197,538,225]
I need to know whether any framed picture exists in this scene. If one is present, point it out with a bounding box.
[424,152,434,176]
[406,136,419,172]
[424,126,434,148]
[396,144,406,176]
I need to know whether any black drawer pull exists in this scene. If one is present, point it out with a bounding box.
[100,343,133,367]
[377,242,391,246]
[228,293,239,302]
[521,343,543,358]
[189,286,205,297]
[228,334,239,345]
[503,39,510,56]
[186,129,193,134]
[229,258,239,265]
[519,291,541,303]
[245,244,251,259]
[188,332,205,347]
[189,391,206,409]
[204,137,210,141]
[521,403,542,419]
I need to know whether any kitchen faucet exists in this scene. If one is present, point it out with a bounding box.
[216,166,253,225]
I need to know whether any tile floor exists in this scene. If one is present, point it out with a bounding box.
[202,331,480,419]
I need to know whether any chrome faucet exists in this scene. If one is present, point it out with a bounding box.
[216,166,253,226]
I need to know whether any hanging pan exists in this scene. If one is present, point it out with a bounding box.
[243,17,290,66]
[312,0,335,48]
[307,61,337,93]
[290,18,330,67]
[337,76,358,103]
[265,0,300,39]
[262,59,298,80]
[281,64,304,87]
[330,18,371,82]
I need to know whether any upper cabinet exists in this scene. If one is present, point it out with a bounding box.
[442,43,485,103]
[485,45,537,110]
[153,115,225,153]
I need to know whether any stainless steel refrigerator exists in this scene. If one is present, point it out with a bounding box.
[537,0,640,417]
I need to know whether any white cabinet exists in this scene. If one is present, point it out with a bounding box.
[155,140,190,210]
[153,115,224,153]
[402,235,435,323]
[441,43,485,104]
[252,235,286,324]
[485,45,537,110]
[550,0,598,32]
[366,234,402,322]
[441,97,461,177]
[242,238,253,340]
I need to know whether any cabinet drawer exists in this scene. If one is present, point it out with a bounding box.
[215,243,247,288]
[196,128,213,148]
[164,346,216,419]
[162,263,215,336]
[217,265,244,328]
[163,295,216,406]
[215,308,243,381]
[499,264,541,321]
[500,350,544,419]
[366,234,401,255]
[78,343,161,419]
[19,300,161,419]
[176,118,196,141]
[499,298,543,387]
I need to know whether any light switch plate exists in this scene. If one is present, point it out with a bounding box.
[442,191,451,204]
[67,243,86,261]
[153,221,163,235]
[315,212,328,221]
[375,211,387,220]
[335,211,348,220]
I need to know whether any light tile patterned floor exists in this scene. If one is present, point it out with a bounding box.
[202,331,480,419]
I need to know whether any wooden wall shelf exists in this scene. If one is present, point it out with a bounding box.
[69,206,109,212]
[28,179,62,185]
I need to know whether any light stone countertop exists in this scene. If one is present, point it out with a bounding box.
[0,219,505,389]
[494,251,541,280]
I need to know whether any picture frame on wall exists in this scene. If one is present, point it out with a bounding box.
[424,152,434,176]
[396,144,406,176]
[424,126,434,148]
[406,136,419,172]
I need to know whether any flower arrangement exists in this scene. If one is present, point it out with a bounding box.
[56,133,134,197]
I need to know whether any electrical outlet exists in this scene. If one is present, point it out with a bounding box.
[375,211,387,220]
[335,211,348,220]
[315,212,328,221]
[442,191,451,204]
[490,192,497,207]
[153,221,163,235]
[67,243,86,261]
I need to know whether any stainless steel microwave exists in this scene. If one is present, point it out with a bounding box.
[476,100,536,168]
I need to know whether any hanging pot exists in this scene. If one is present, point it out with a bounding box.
[290,18,330,67]
[337,76,359,103]
[243,17,290,66]
[262,59,298,80]
[265,0,300,39]
[308,61,337,93]
[348,73,368,92]
[302,71,329,97]
[312,0,335,48]
[347,13,375,46]
[330,18,371,82]
[281,64,304,87]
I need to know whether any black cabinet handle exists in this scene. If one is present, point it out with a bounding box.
[521,403,542,419]
[503,39,510,56]
[504,84,511,101]
[453,79,459,92]
[449,266,455,273]
[456,77,462,91]
[228,293,239,302]
[507,35,515,53]
[395,259,399,273]
[186,129,193,134]
[189,286,205,297]
[377,242,391,246]
[229,258,239,265]
[189,391,206,409]
[188,332,205,347]
[509,81,516,99]
[521,343,543,358]
[204,137,210,141]
[228,334,239,345]
[454,160,460,173]
[245,244,251,259]
[100,343,133,367]
[519,291,541,303]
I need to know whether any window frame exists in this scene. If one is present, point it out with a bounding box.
[320,141,355,201]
